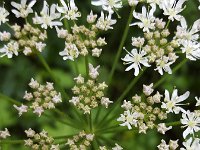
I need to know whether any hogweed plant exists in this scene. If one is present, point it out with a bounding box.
[0,0,200,149]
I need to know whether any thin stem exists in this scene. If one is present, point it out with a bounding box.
[85,56,89,78]
[73,61,79,76]
[0,93,21,105]
[166,121,181,127]
[98,68,146,128]
[165,20,171,29]
[153,59,188,88]
[0,140,24,145]
[90,111,93,132]
[108,6,135,85]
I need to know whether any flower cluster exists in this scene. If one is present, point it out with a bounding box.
[0,128,10,139]
[24,128,59,150]
[58,10,116,61]
[117,83,169,133]
[157,139,179,150]
[66,130,94,150]
[69,64,112,114]
[14,78,62,117]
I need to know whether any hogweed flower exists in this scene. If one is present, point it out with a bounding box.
[161,89,190,114]
[14,78,62,117]
[11,0,36,18]
[57,0,81,20]
[130,4,156,32]
[92,0,123,13]
[0,5,9,25]
[33,1,62,29]
[181,110,200,139]
[157,123,172,134]
[157,139,170,150]
[0,128,10,139]
[0,41,19,58]
[121,48,150,76]
[180,138,200,150]
[160,0,187,21]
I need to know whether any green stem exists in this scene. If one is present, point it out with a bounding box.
[0,93,21,105]
[166,121,181,127]
[165,20,171,29]
[108,6,135,85]
[98,68,146,128]
[73,61,79,76]
[85,56,89,78]
[0,140,24,145]
[153,59,187,88]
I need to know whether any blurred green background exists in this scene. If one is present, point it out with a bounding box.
[0,0,200,149]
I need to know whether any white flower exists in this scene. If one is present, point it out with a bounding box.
[117,110,139,130]
[35,42,46,52]
[0,128,10,139]
[87,11,97,23]
[176,18,200,42]
[101,97,113,108]
[69,96,80,106]
[157,123,172,134]
[160,0,186,21]
[130,4,156,32]
[52,93,62,103]
[25,128,35,137]
[157,139,170,150]
[0,41,19,58]
[0,6,9,25]
[33,1,62,29]
[154,56,173,75]
[0,31,11,42]
[195,97,200,106]
[161,89,190,114]
[13,104,28,116]
[89,63,100,79]
[57,0,81,20]
[181,110,200,139]
[121,48,150,76]
[29,78,40,89]
[74,74,84,84]
[33,106,44,117]
[169,140,179,150]
[50,144,60,150]
[181,41,200,61]
[11,0,36,18]
[92,0,123,13]
[143,83,154,96]
[121,100,132,110]
[92,48,102,57]
[23,47,32,55]
[128,0,139,6]
[55,26,68,38]
[180,138,200,150]
[112,143,123,150]
[59,42,79,61]
[96,11,116,31]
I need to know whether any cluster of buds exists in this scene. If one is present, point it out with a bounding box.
[11,23,47,55]
[69,63,112,114]
[14,78,62,117]
[157,139,179,150]
[57,11,115,61]
[24,128,59,150]
[99,143,123,150]
[66,130,94,150]
[0,128,10,139]
[117,83,169,134]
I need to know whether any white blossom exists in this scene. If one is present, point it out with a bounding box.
[160,0,186,21]
[121,100,132,110]
[13,104,28,116]
[101,97,113,108]
[157,123,172,134]
[11,0,36,18]
[130,4,156,32]
[29,78,39,89]
[0,31,11,41]
[121,48,150,76]
[117,110,139,130]
[157,139,169,150]
[52,93,62,103]
[180,138,200,150]
[0,128,10,139]
[57,0,81,20]
[89,63,100,79]
[0,41,19,58]
[143,83,154,96]
[87,11,97,23]
[59,42,79,61]
[154,56,173,75]
[33,106,44,117]
[169,140,179,150]
[181,41,200,61]
[0,6,9,25]
[33,1,62,29]
[181,110,200,139]
[195,97,200,107]
[96,11,116,31]
[112,143,123,150]
[161,89,190,114]
[25,128,35,137]
[92,0,122,13]
[69,96,80,106]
